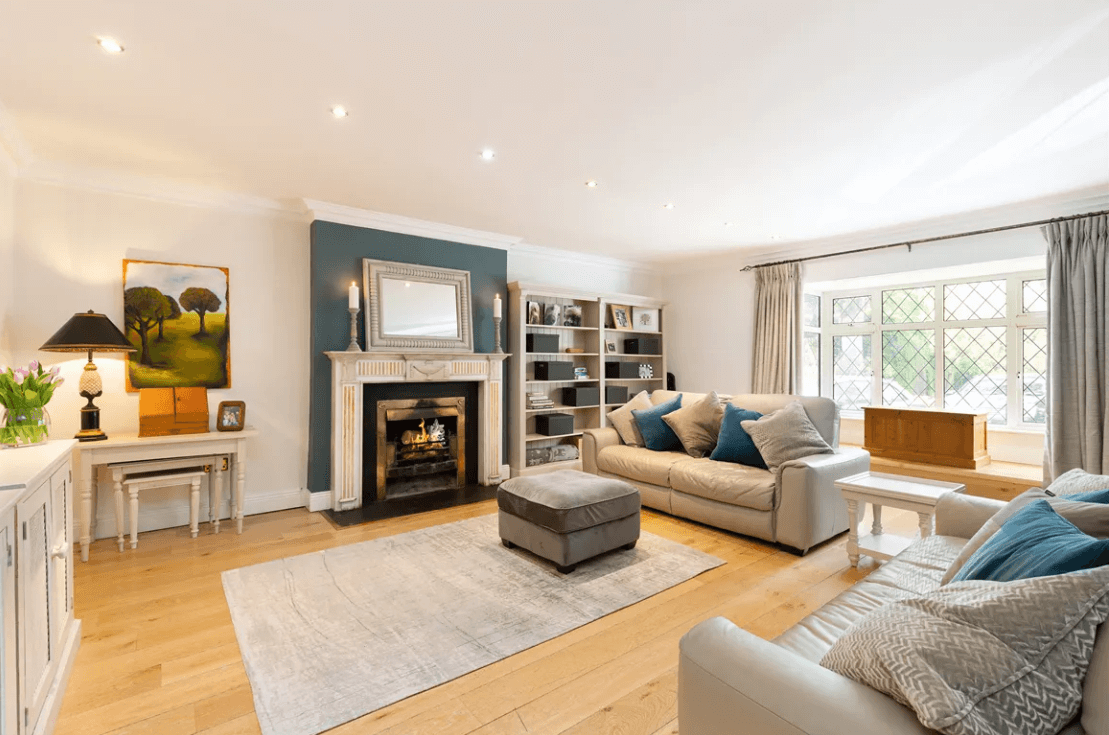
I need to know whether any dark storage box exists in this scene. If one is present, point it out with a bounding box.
[605,385,629,404]
[526,333,560,353]
[624,337,661,355]
[561,386,600,406]
[605,361,641,379]
[535,412,574,436]
[534,361,575,381]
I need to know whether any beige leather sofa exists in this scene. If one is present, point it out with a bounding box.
[678,493,1107,735]
[582,392,870,553]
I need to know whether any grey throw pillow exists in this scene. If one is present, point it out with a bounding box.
[662,391,725,458]
[821,566,1109,735]
[606,390,652,446]
[1049,468,1109,496]
[739,401,833,472]
[940,487,1109,585]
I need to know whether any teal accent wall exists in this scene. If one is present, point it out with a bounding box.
[308,220,508,494]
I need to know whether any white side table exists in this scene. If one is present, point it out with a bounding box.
[835,471,966,568]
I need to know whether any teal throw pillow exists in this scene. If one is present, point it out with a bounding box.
[952,499,1109,582]
[632,394,683,451]
[709,404,767,469]
[1067,488,1109,504]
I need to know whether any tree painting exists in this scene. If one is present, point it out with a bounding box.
[122,260,231,391]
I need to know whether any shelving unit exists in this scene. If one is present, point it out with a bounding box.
[508,282,666,477]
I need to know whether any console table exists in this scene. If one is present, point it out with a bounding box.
[73,429,257,561]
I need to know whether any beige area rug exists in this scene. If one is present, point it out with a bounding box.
[222,513,723,735]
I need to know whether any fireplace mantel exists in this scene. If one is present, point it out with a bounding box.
[325,351,509,511]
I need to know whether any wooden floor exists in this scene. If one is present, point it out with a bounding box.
[56,500,906,735]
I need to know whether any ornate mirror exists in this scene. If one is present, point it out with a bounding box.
[363,259,474,353]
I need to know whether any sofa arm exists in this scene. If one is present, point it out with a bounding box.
[582,427,621,474]
[679,617,932,735]
[776,447,870,553]
[934,492,1005,539]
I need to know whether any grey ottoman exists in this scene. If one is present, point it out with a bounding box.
[498,469,641,573]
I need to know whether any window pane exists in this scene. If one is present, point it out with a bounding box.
[1023,279,1047,313]
[804,294,821,328]
[943,327,1007,424]
[802,332,820,396]
[944,280,1006,321]
[832,295,871,324]
[833,334,872,410]
[882,330,935,407]
[883,287,934,324]
[1022,328,1047,424]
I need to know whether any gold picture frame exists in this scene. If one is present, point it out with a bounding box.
[608,304,632,330]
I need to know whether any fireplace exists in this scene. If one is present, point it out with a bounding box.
[376,397,465,500]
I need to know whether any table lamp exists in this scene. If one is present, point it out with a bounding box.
[40,310,136,441]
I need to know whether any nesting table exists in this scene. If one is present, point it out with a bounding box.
[835,471,965,567]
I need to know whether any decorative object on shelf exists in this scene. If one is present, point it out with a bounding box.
[609,304,632,330]
[632,307,660,332]
[534,361,574,380]
[526,333,559,353]
[606,360,641,379]
[363,258,473,353]
[527,301,543,325]
[527,392,555,409]
[605,339,617,353]
[347,281,362,351]
[574,367,590,380]
[543,303,562,326]
[217,400,246,431]
[493,293,503,353]
[527,444,581,466]
[624,337,661,355]
[638,364,655,379]
[562,305,582,327]
[123,259,231,391]
[138,386,209,437]
[564,347,584,354]
[0,362,61,447]
[535,412,574,436]
[562,386,599,406]
[40,309,137,441]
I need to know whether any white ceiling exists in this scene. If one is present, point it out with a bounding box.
[1,1,1107,262]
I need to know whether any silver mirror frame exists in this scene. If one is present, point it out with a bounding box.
[362,258,474,353]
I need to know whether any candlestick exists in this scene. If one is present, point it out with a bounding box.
[346,306,361,352]
[493,293,502,319]
[493,314,503,353]
[348,281,359,309]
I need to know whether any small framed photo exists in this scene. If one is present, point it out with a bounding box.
[605,339,617,353]
[609,304,632,330]
[632,307,659,332]
[526,301,543,325]
[217,400,246,432]
[562,305,582,327]
[543,303,562,326]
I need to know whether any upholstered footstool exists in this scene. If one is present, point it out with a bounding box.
[497,469,641,573]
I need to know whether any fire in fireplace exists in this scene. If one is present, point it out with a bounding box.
[376,397,465,500]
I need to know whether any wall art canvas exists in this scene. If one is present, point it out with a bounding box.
[562,305,583,327]
[543,303,562,326]
[123,259,231,392]
[527,301,543,325]
[632,307,659,332]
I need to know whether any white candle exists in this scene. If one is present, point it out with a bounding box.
[493,293,502,318]
[348,281,359,309]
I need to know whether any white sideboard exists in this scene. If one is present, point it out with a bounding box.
[0,440,80,735]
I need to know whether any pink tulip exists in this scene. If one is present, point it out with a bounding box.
[49,366,60,377]
[53,378,64,388]
[12,372,24,386]
[28,360,38,372]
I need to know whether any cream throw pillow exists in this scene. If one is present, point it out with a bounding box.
[739,401,833,473]
[662,391,725,458]
[606,390,652,446]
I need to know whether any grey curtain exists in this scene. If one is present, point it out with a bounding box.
[1044,214,1109,481]
[751,262,803,394]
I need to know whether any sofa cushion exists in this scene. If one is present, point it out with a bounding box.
[1049,468,1109,496]
[669,458,776,512]
[497,470,640,533]
[662,391,725,458]
[709,404,766,468]
[607,390,653,446]
[727,394,839,447]
[740,401,833,472]
[633,394,683,451]
[820,566,1109,735]
[596,444,688,487]
[1086,621,1108,735]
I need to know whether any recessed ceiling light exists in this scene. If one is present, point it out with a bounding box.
[585,180,598,188]
[663,203,675,210]
[724,221,734,227]
[331,105,349,119]
[480,149,496,161]
[96,37,124,54]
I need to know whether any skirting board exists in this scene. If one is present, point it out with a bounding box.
[303,466,510,513]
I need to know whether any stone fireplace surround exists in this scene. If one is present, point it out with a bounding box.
[325,351,508,512]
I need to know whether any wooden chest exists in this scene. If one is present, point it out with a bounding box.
[863,406,989,469]
[139,387,210,437]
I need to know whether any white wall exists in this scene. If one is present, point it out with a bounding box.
[0,150,15,367]
[8,179,311,537]
[508,245,662,297]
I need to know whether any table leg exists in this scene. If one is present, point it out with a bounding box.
[79,458,94,562]
[846,498,860,568]
[190,478,201,538]
[871,503,883,536]
[918,512,933,538]
[113,474,125,553]
[128,486,139,550]
[235,454,245,534]
[213,462,224,534]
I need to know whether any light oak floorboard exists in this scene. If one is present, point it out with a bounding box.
[58,501,911,735]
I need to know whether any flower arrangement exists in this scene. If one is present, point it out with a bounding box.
[0,361,63,447]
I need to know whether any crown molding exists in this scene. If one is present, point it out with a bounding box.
[0,100,32,173]
[510,242,659,276]
[303,199,523,251]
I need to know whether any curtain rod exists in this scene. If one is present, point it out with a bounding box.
[740,208,1109,271]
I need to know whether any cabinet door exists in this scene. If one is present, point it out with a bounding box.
[0,509,16,735]
[49,463,72,653]
[17,481,53,735]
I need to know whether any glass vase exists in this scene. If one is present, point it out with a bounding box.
[0,406,51,448]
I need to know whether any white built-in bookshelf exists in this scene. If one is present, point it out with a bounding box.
[507,282,667,477]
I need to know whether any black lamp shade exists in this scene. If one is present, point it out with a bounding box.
[40,310,136,353]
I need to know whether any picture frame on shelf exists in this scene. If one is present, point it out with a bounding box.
[527,301,543,325]
[605,339,617,353]
[543,303,562,326]
[216,400,246,431]
[562,305,582,327]
[632,307,659,332]
[609,304,632,330]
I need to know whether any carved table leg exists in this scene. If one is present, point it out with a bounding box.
[846,498,860,568]
[871,503,883,536]
[114,474,125,553]
[128,486,140,550]
[190,478,201,538]
[918,511,933,538]
[80,463,94,561]
[212,462,224,534]
[235,455,246,534]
